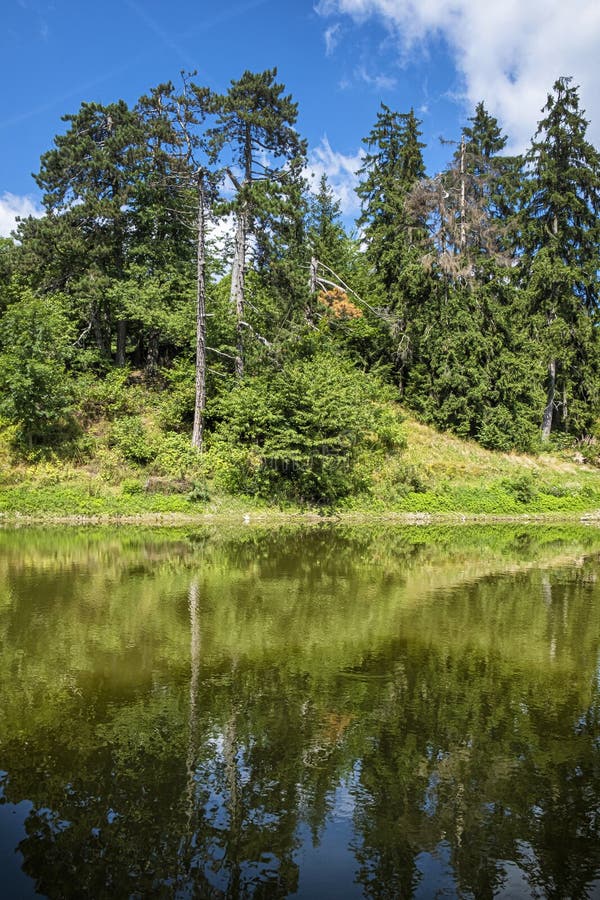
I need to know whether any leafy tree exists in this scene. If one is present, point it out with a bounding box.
[520,76,600,439]
[0,291,75,447]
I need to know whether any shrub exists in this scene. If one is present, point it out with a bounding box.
[108,416,156,465]
[501,473,538,504]
[0,292,75,448]
[152,432,203,480]
[121,478,144,495]
[75,368,138,423]
[206,353,405,503]
[157,359,195,431]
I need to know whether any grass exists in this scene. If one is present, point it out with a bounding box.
[1,410,600,522]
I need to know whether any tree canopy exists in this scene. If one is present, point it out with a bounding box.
[1,71,599,492]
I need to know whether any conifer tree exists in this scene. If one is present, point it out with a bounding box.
[33,100,146,363]
[357,105,426,301]
[307,174,348,276]
[521,77,600,438]
[208,69,306,377]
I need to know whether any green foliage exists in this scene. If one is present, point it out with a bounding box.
[187,480,211,503]
[3,71,600,496]
[521,76,600,437]
[108,415,203,479]
[75,368,139,423]
[0,291,76,448]
[500,473,538,504]
[120,477,144,495]
[207,353,405,503]
[156,358,196,431]
[477,406,541,454]
[108,416,155,464]
[151,432,202,479]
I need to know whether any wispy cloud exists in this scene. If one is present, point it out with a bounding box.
[0,193,43,237]
[307,137,364,217]
[324,22,341,55]
[316,0,600,150]
[355,64,396,90]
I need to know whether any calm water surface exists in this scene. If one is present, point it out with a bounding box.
[1,524,600,899]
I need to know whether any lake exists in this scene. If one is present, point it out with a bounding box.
[1,524,599,898]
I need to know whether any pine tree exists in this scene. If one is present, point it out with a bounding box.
[521,77,600,439]
[208,69,306,377]
[33,100,146,364]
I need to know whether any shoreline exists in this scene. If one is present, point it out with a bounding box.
[2,509,600,527]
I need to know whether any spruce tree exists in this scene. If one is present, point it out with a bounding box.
[307,174,348,276]
[521,76,600,439]
[357,105,426,302]
[402,105,543,449]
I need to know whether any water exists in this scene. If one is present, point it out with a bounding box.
[0,524,599,898]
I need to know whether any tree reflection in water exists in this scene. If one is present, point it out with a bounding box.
[0,525,599,898]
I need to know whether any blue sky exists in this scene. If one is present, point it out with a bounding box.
[1,0,599,235]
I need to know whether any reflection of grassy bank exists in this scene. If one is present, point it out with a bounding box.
[1,522,600,736]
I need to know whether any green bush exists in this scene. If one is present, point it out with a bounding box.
[206,353,405,503]
[187,480,211,503]
[0,292,75,448]
[108,416,156,465]
[501,473,538,504]
[157,359,195,431]
[121,478,144,495]
[152,432,203,479]
[75,368,138,423]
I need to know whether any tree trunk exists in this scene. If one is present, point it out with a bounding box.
[192,173,208,450]
[541,358,556,441]
[116,320,127,367]
[146,331,159,377]
[230,208,247,379]
[459,135,466,253]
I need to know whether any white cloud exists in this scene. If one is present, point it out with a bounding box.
[0,192,43,238]
[324,22,341,55]
[307,137,365,217]
[355,65,397,90]
[316,0,600,151]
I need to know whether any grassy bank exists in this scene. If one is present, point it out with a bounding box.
[1,411,600,523]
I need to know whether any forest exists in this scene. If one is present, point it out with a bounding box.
[0,70,599,506]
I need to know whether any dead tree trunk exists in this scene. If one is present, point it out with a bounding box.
[192,172,208,450]
[541,358,556,441]
[230,208,247,379]
[459,135,466,253]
